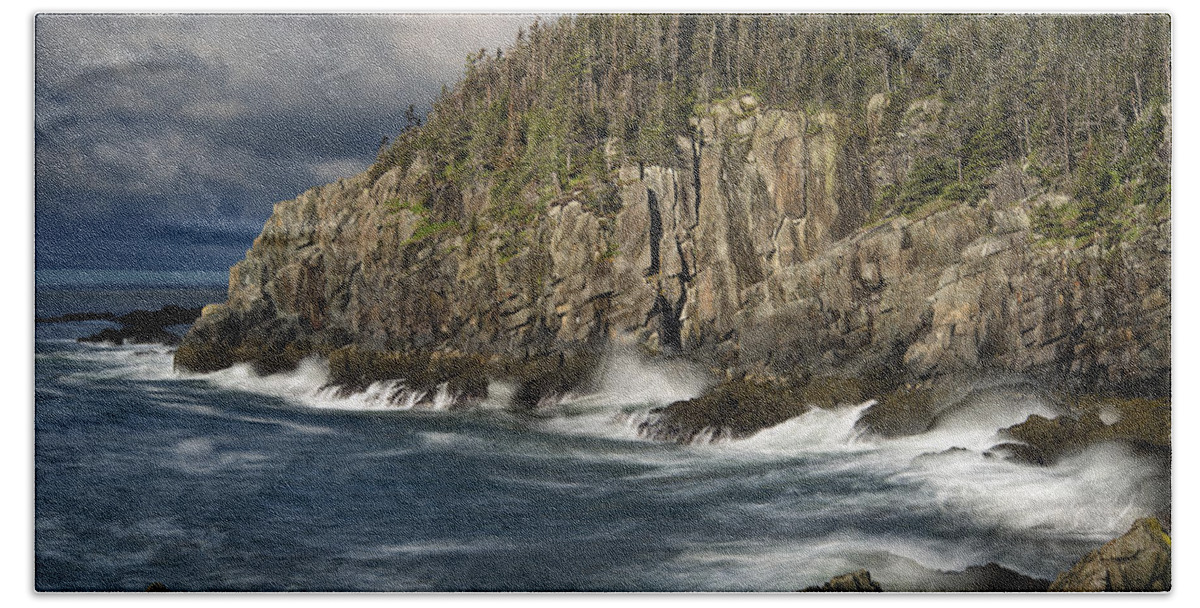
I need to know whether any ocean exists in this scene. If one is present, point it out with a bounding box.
[33,273,1169,591]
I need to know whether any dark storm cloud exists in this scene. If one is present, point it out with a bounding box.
[35,13,537,270]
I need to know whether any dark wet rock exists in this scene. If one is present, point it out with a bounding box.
[638,377,809,443]
[855,377,1069,441]
[114,305,203,329]
[984,442,1048,466]
[508,351,602,411]
[77,304,203,346]
[808,557,1051,592]
[326,345,491,407]
[798,375,868,409]
[854,384,944,438]
[1049,518,1171,592]
[803,569,883,592]
[931,562,1050,592]
[175,304,353,375]
[79,326,183,346]
[997,396,1170,465]
[173,334,236,372]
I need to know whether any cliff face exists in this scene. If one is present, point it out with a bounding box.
[178,95,1170,399]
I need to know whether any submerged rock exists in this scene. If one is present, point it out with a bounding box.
[1049,518,1171,592]
[803,569,883,592]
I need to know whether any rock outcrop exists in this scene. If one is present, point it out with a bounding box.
[1049,518,1171,592]
[177,95,1171,424]
[925,563,1050,592]
[995,395,1171,465]
[803,569,883,592]
[75,304,203,346]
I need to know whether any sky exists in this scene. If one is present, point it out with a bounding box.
[34,14,536,272]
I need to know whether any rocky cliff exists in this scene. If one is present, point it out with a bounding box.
[177,94,1171,411]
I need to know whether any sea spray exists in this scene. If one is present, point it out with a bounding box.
[726,402,877,456]
[92,343,1172,542]
[41,336,1168,590]
[536,349,712,440]
[893,441,1170,541]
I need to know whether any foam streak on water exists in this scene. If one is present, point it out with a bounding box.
[35,332,1167,591]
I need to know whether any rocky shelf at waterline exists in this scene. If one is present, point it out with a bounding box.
[39,304,204,346]
[178,97,1170,402]
[805,517,1170,592]
[176,97,1169,454]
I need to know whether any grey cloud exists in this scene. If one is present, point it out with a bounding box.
[36,13,537,270]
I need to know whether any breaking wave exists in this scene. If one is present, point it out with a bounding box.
[63,340,1167,584]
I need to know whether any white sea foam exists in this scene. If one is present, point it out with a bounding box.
[58,343,179,382]
[537,350,711,440]
[345,538,517,559]
[894,441,1166,541]
[718,402,877,456]
[588,350,712,408]
[901,386,1062,452]
[190,358,331,404]
[659,533,993,591]
[348,447,416,460]
[164,436,271,475]
[157,390,336,434]
[73,339,1165,549]
[173,357,448,412]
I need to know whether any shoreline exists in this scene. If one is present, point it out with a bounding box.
[34,324,1171,591]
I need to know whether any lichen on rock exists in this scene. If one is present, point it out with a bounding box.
[1049,518,1171,592]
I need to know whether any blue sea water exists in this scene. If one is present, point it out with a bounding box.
[33,276,1169,591]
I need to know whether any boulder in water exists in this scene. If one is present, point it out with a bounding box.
[998,396,1170,465]
[1049,518,1171,592]
[854,384,944,438]
[638,376,809,443]
[76,304,204,346]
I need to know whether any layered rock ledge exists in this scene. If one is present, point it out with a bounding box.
[172,95,1171,594]
[178,97,1170,416]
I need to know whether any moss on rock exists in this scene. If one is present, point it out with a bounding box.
[174,339,235,373]
[854,384,946,438]
[1000,395,1170,464]
[326,345,491,404]
[508,351,601,411]
[640,377,809,443]
[799,375,868,409]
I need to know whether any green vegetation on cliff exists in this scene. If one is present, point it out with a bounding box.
[177,13,1171,413]
[368,14,1169,241]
